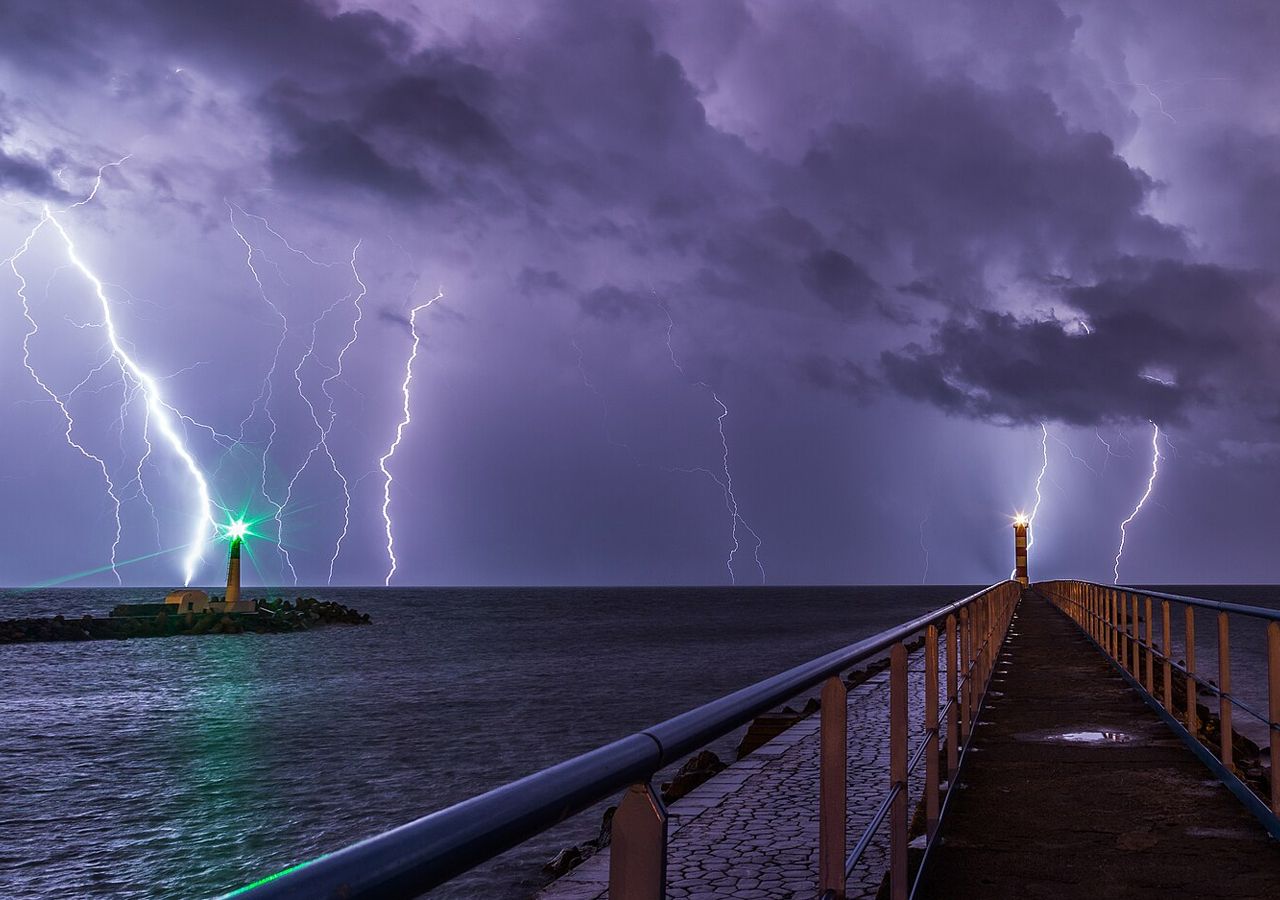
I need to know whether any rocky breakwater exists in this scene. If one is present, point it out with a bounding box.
[0,596,370,645]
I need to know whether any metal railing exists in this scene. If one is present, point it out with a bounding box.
[221,581,1021,900]
[1038,580,1280,837]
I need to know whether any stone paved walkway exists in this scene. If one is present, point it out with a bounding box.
[539,655,931,900]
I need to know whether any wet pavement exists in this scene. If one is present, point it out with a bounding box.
[916,591,1280,898]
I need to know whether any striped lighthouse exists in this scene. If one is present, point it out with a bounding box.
[225,535,242,606]
[1013,516,1029,586]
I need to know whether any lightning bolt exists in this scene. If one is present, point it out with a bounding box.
[1013,423,1050,580]
[379,290,445,586]
[1133,81,1178,123]
[1047,430,1098,475]
[37,209,217,584]
[662,304,765,584]
[918,511,929,585]
[1027,423,1049,550]
[1095,428,1120,472]
[1113,422,1161,583]
[572,336,640,464]
[318,245,368,582]
[226,202,293,580]
[225,205,362,585]
[275,242,365,585]
[6,158,219,584]
[6,220,125,582]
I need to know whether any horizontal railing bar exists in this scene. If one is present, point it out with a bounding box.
[1073,580,1280,623]
[906,729,937,777]
[845,783,903,877]
[1067,596,1276,730]
[224,582,1012,900]
[647,585,1007,765]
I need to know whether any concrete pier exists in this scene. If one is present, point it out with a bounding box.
[917,593,1280,898]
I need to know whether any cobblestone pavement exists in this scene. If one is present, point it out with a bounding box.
[539,654,932,900]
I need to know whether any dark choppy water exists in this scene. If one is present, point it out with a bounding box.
[1,585,1277,899]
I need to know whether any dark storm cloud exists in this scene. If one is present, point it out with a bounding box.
[800,249,880,315]
[797,355,878,403]
[0,148,64,198]
[577,285,660,323]
[358,73,509,158]
[882,259,1276,426]
[0,99,65,198]
[257,84,433,201]
[795,78,1185,289]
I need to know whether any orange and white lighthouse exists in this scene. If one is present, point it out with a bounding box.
[1013,515,1029,586]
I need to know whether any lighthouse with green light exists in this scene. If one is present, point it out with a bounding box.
[225,523,244,606]
[216,519,256,613]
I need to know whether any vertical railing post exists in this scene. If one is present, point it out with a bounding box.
[1268,621,1279,816]
[610,783,668,900]
[1218,612,1232,770]
[1109,589,1118,659]
[889,643,908,900]
[1089,584,1097,641]
[1131,594,1140,678]
[1090,584,1097,642]
[1121,594,1131,670]
[1144,596,1154,691]
[1161,600,1173,711]
[925,623,940,838]
[959,608,970,741]
[945,613,959,779]
[819,675,847,899]
[1186,606,1197,735]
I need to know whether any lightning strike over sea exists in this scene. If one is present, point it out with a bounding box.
[1013,423,1050,579]
[379,290,445,586]
[661,303,765,584]
[5,162,221,584]
[1113,422,1162,583]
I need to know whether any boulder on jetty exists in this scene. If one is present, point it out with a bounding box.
[0,597,370,645]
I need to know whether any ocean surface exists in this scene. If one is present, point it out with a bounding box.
[1,584,1277,899]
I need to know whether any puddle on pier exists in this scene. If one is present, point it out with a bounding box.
[1014,728,1138,745]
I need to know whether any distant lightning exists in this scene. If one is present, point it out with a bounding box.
[226,204,359,584]
[226,202,293,578]
[1048,429,1098,475]
[1095,428,1119,471]
[319,245,368,582]
[918,511,930,584]
[572,335,639,463]
[379,290,445,586]
[1113,422,1162,583]
[662,304,765,584]
[1133,81,1178,123]
[277,263,359,585]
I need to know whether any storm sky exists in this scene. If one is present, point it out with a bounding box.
[2,0,1279,588]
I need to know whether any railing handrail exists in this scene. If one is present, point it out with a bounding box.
[222,580,1013,899]
[1067,579,1280,623]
